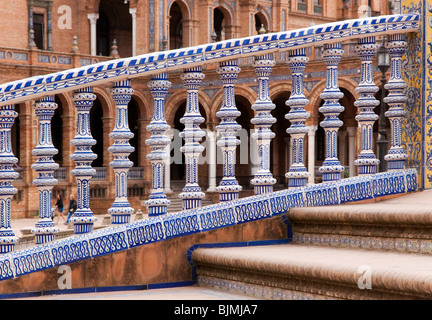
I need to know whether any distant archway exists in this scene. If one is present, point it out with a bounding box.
[97,0,132,57]
[90,98,104,167]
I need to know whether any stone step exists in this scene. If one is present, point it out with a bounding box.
[287,189,432,255]
[192,243,432,300]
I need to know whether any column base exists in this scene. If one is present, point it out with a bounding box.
[385,153,408,171]
[319,163,345,182]
[144,197,171,217]
[179,189,205,210]
[216,180,243,202]
[71,215,97,234]
[253,185,274,195]
[31,220,59,245]
[286,170,310,188]
[111,212,134,224]
[354,158,380,175]
[0,230,19,254]
[251,175,276,195]
[108,205,135,224]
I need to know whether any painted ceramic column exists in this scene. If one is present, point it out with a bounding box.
[0,105,19,253]
[179,67,206,210]
[216,60,243,202]
[144,73,171,216]
[318,43,345,182]
[285,48,311,188]
[354,36,380,175]
[384,33,408,171]
[250,53,277,195]
[108,80,135,224]
[31,96,60,244]
[70,88,98,234]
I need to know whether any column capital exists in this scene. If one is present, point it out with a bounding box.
[87,13,99,24]
[129,7,137,17]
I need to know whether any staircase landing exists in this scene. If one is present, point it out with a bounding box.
[192,189,432,300]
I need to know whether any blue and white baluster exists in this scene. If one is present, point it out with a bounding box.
[250,54,277,194]
[354,37,380,175]
[144,73,171,216]
[31,96,59,244]
[179,67,206,210]
[285,49,311,188]
[318,43,345,182]
[384,34,408,171]
[70,88,98,234]
[216,60,243,202]
[0,105,19,253]
[108,80,135,224]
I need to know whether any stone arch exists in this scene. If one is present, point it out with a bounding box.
[96,0,132,57]
[268,84,292,188]
[168,0,190,49]
[213,4,235,41]
[254,9,270,34]
[168,0,192,20]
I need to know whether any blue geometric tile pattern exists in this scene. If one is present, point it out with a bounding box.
[0,169,417,280]
[0,13,419,107]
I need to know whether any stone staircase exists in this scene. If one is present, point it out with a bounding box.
[190,190,432,300]
[167,180,215,213]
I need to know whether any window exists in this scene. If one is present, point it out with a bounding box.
[297,0,307,12]
[314,0,323,14]
[33,13,45,50]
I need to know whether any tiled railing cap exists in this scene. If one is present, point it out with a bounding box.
[0,13,419,107]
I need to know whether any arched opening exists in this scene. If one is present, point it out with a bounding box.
[52,96,64,165]
[169,1,183,49]
[339,88,357,177]
[128,97,140,167]
[171,102,207,184]
[96,11,110,56]
[90,98,104,168]
[213,7,228,42]
[234,96,253,188]
[97,0,132,57]
[271,94,290,189]
[254,12,269,34]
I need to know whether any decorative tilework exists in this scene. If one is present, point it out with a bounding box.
[0,13,419,106]
[0,169,417,280]
[0,12,423,282]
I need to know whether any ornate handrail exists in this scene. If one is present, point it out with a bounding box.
[0,12,421,256]
[0,13,419,107]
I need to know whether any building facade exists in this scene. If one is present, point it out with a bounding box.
[0,0,395,218]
